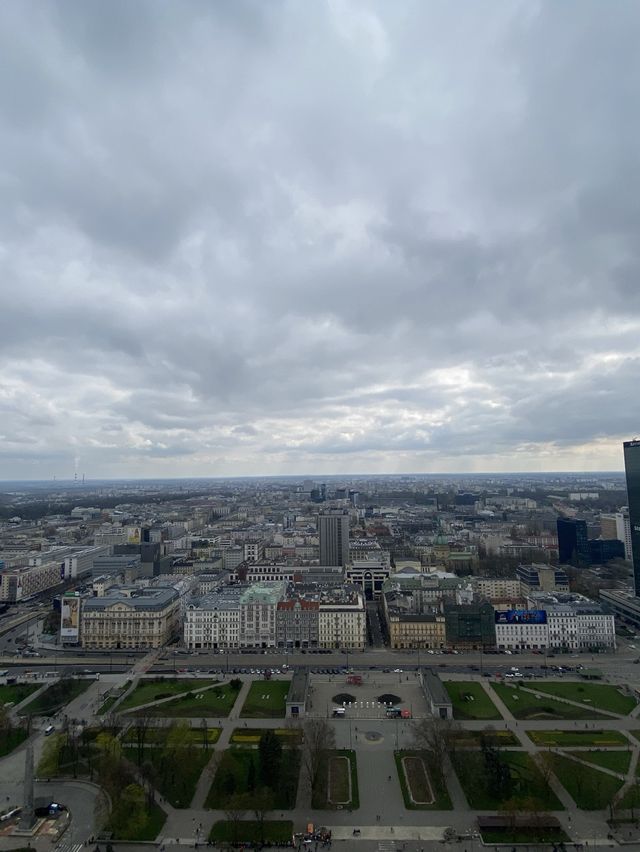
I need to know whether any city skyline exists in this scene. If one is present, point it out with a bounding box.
[1,2,639,479]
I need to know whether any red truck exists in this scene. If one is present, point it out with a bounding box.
[346,674,363,686]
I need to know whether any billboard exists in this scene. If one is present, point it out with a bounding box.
[60,595,81,642]
[495,609,547,625]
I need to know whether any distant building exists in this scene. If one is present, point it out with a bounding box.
[624,440,640,595]
[516,563,570,595]
[557,518,590,566]
[318,509,350,567]
[588,539,625,564]
[600,510,632,561]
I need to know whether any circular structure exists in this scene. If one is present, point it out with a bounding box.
[378,693,402,705]
[332,692,356,705]
[364,730,383,742]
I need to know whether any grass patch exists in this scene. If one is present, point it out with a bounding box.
[531,682,636,715]
[110,800,166,841]
[480,827,570,844]
[0,727,29,757]
[132,683,238,718]
[122,726,221,746]
[444,681,501,720]
[566,750,631,774]
[19,678,92,716]
[526,729,628,747]
[209,820,293,845]
[118,678,216,711]
[452,729,520,748]
[206,747,300,810]
[230,727,302,745]
[311,749,359,810]
[548,753,623,809]
[134,745,211,808]
[451,750,563,810]
[97,680,131,714]
[0,683,40,707]
[395,750,452,810]
[492,683,608,720]
[240,680,290,718]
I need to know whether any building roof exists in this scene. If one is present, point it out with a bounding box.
[83,585,178,611]
[421,668,452,706]
[239,581,286,605]
[287,670,309,704]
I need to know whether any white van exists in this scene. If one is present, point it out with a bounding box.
[332,708,346,718]
[44,725,55,736]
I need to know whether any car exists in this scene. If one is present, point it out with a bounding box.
[393,668,403,673]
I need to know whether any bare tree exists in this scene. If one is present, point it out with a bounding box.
[301,718,335,798]
[224,792,251,845]
[133,715,153,767]
[411,717,459,788]
[252,787,274,844]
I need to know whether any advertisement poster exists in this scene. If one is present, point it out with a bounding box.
[60,595,80,641]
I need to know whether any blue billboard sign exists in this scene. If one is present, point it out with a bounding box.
[495,609,547,625]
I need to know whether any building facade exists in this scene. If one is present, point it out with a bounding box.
[81,586,180,649]
[276,598,319,649]
[239,582,286,648]
[184,587,243,649]
[318,591,366,649]
[318,510,350,567]
[557,518,590,567]
[624,440,640,594]
[0,561,62,602]
[387,612,446,649]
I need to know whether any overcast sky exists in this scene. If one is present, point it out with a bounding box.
[1,1,639,480]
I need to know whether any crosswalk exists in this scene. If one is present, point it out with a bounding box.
[377,842,397,852]
[55,841,82,852]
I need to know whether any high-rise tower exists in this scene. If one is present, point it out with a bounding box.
[318,509,350,567]
[623,439,640,595]
[557,517,590,566]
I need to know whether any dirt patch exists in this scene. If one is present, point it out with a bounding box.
[401,755,435,805]
[378,693,402,705]
[332,693,356,705]
[328,756,352,804]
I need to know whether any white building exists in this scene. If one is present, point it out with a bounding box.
[318,589,366,650]
[473,578,522,600]
[184,587,243,649]
[495,619,549,650]
[239,582,286,648]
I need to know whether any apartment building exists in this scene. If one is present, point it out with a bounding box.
[318,589,366,650]
[239,582,286,648]
[81,586,180,649]
[0,561,62,602]
[473,577,522,600]
[184,586,244,649]
[276,598,319,649]
[387,612,446,650]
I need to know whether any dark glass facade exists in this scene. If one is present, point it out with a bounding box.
[624,440,640,595]
[557,517,590,566]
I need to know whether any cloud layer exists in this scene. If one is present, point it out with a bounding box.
[1,0,639,478]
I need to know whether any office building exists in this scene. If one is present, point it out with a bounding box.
[624,440,640,594]
[318,509,350,567]
[81,586,180,649]
[588,538,625,564]
[443,602,495,650]
[600,510,632,562]
[516,563,570,594]
[557,518,590,566]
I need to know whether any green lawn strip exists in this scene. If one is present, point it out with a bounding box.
[19,679,92,716]
[452,729,520,747]
[480,828,570,844]
[117,678,216,711]
[443,681,501,720]
[240,681,290,718]
[98,680,131,714]
[122,726,221,746]
[0,728,29,757]
[230,727,302,745]
[110,800,167,841]
[526,729,628,747]
[134,745,211,808]
[311,749,359,810]
[131,684,238,718]
[451,750,563,810]
[548,753,623,809]
[0,683,40,707]
[209,820,293,845]
[626,731,640,746]
[530,682,636,715]
[205,747,300,810]
[97,695,119,715]
[394,750,452,810]
[491,683,608,720]
[565,750,630,774]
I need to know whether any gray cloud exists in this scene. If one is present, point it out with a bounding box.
[0,0,639,478]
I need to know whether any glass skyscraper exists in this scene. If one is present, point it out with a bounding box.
[623,439,640,595]
[557,517,590,566]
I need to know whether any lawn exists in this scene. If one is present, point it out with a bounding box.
[395,750,452,810]
[312,749,359,810]
[206,747,300,810]
[134,745,212,808]
[526,729,628,747]
[97,680,131,714]
[110,800,166,841]
[240,680,290,718]
[122,726,221,746]
[328,754,351,803]
[451,750,563,810]
[117,678,216,711]
[452,729,520,748]
[132,683,238,718]
[230,727,302,745]
[0,727,29,757]
[548,753,624,809]
[209,820,293,845]
[19,678,92,716]
[491,683,608,720]
[566,750,631,774]
[0,683,40,707]
[531,682,637,715]
[444,681,501,720]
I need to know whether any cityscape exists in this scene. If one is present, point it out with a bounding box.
[0,450,639,851]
